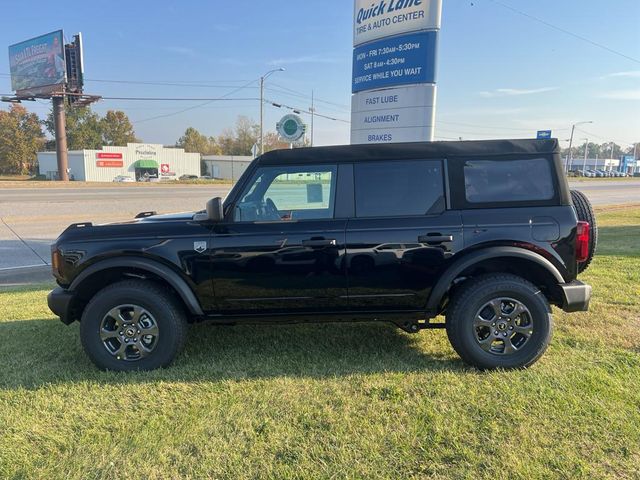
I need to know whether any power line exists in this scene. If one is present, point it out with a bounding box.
[269,82,351,110]
[264,98,350,124]
[132,78,259,124]
[266,86,351,114]
[484,0,640,64]
[102,96,258,101]
[437,119,572,132]
[0,72,352,112]
[574,127,636,147]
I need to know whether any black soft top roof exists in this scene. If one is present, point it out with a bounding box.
[257,139,560,165]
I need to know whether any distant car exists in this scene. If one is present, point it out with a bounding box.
[200,175,212,180]
[179,174,199,181]
[113,175,135,183]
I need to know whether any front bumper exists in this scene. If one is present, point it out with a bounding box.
[47,287,76,325]
[559,280,592,312]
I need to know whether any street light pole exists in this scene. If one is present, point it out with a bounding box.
[567,121,593,173]
[259,68,285,156]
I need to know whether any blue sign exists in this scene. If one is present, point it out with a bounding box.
[537,130,552,140]
[352,31,437,93]
[621,155,636,172]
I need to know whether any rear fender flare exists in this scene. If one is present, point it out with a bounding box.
[425,247,565,314]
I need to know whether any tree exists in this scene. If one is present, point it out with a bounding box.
[0,104,45,174]
[262,132,311,152]
[176,127,221,155]
[598,142,624,159]
[217,116,259,155]
[44,106,103,150]
[262,132,290,153]
[101,110,137,146]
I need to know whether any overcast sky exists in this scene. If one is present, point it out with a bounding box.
[1,0,638,148]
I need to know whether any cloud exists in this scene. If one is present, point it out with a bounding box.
[268,55,342,66]
[599,89,640,100]
[163,46,197,58]
[601,71,640,79]
[479,87,558,98]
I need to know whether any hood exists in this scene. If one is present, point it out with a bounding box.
[55,211,200,243]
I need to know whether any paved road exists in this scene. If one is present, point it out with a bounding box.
[1,181,638,286]
[0,184,230,286]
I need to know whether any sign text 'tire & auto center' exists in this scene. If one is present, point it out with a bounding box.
[351,0,442,144]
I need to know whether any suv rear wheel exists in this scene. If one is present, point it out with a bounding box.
[80,280,187,371]
[446,274,553,370]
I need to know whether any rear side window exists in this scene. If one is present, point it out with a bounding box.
[354,160,445,218]
[464,158,554,204]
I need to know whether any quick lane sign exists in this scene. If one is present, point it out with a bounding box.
[354,0,441,46]
[351,0,441,145]
[352,31,437,93]
[351,84,435,143]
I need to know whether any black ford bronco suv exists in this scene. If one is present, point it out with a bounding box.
[48,139,595,371]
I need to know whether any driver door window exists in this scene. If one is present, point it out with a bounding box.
[234,165,337,222]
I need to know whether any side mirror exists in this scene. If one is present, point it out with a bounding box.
[206,197,224,222]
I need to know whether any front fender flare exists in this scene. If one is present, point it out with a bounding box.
[425,246,565,315]
[69,257,204,316]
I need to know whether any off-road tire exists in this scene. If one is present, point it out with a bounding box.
[446,273,553,370]
[80,280,188,371]
[571,189,597,273]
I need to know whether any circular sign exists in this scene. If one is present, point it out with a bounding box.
[161,164,170,174]
[276,114,306,142]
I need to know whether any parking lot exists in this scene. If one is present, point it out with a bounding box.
[1,180,639,286]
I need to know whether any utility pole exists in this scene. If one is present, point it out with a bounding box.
[582,138,589,172]
[52,96,69,181]
[610,142,615,172]
[567,121,593,173]
[259,68,285,156]
[310,90,315,147]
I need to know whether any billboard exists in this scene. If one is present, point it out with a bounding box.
[8,30,66,95]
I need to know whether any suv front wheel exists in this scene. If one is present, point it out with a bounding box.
[446,274,553,370]
[80,280,188,371]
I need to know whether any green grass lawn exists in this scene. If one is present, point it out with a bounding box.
[1,208,639,479]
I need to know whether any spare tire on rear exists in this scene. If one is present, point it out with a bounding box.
[571,190,597,273]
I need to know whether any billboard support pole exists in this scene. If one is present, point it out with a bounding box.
[52,96,69,182]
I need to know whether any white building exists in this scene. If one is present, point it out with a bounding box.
[567,158,620,171]
[202,155,253,182]
[37,143,201,182]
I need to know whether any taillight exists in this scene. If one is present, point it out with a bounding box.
[576,221,590,263]
[51,247,62,276]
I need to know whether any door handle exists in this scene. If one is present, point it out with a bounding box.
[418,234,453,244]
[302,238,337,248]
